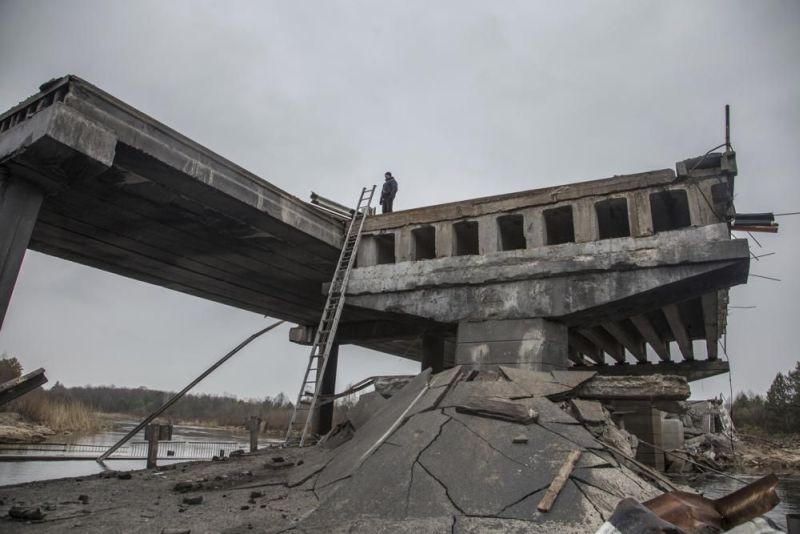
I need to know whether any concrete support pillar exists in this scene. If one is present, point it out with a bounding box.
[421,334,445,373]
[313,343,339,437]
[434,222,453,259]
[396,227,414,263]
[523,208,546,249]
[574,198,598,243]
[631,190,654,237]
[0,173,44,331]
[454,318,568,371]
[356,235,379,267]
[478,215,498,255]
[617,400,665,471]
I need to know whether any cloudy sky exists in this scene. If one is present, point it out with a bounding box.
[0,1,798,402]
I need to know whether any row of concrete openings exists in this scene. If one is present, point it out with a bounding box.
[366,189,693,264]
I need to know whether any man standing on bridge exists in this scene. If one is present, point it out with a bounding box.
[380,171,398,214]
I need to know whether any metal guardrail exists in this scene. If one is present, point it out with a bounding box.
[0,440,252,460]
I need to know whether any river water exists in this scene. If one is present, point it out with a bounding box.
[0,420,279,487]
[2,425,798,530]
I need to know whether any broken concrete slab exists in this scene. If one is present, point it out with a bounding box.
[570,399,606,424]
[429,365,463,388]
[549,370,597,389]
[301,410,451,523]
[499,366,574,398]
[454,396,538,425]
[314,369,432,490]
[439,380,530,408]
[576,374,690,401]
[498,479,604,529]
[527,397,579,424]
[373,376,415,398]
[347,391,387,429]
[420,415,556,517]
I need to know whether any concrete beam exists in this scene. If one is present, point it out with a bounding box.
[568,331,604,365]
[701,292,719,360]
[578,327,625,364]
[289,320,453,345]
[602,320,647,362]
[0,173,45,330]
[630,314,671,362]
[581,359,729,382]
[663,304,694,361]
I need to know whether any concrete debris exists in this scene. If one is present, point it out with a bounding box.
[575,375,690,401]
[454,396,538,424]
[8,505,46,521]
[346,391,387,429]
[570,399,606,424]
[373,376,414,398]
[296,367,666,531]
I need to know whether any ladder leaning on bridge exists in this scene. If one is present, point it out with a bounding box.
[285,185,376,446]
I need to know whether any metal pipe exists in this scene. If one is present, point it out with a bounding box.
[97,320,284,462]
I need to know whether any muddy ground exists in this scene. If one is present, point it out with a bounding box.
[0,446,318,533]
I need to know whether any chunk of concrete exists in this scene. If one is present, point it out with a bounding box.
[576,375,690,401]
[570,399,606,424]
[429,365,463,388]
[500,366,574,398]
[303,410,450,522]
[347,391,387,429]
[439,380,530,408]
[454,396,538,425]
[315,369,432,490]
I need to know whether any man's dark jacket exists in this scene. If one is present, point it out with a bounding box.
[381,177,398,203]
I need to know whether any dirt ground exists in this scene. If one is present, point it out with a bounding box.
[0,446,319,533]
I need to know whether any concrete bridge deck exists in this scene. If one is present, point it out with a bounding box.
[0,75,435,358]
[1,75,748,382]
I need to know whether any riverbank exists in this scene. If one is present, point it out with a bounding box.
[0,413,54,443]
[734,433,800,476]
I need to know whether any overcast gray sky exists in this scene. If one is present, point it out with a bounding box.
[0,1,798,401]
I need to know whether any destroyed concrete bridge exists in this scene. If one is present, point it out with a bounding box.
[1,75,747,388]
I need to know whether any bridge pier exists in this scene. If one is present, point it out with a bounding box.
[313,343,339,437]
[421,334,445,373]
[454,318,568,371]
[0,172,44,331]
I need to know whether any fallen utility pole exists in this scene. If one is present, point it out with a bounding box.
[97,320,285,462]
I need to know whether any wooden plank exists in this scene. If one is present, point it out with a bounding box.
[0,368,47,407]
[537,449,582,512]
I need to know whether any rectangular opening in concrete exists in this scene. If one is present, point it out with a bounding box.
[412,226,436,260]
[453,220,479,256]
[375,234,396,264]
[650,190,691,232]
[543,206,575,245]
[497,214,526,251]
[595,198,631,239]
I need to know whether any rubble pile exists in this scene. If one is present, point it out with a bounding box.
[289,366,673,532]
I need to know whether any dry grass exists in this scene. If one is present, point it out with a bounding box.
[9,389,102,433]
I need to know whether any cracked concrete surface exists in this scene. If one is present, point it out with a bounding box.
[2,366,672,533]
